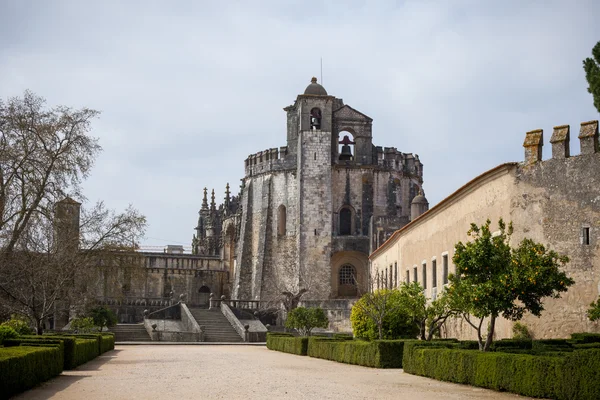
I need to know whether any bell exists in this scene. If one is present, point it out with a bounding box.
[339,144,353,160]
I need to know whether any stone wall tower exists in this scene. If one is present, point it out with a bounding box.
[54,197,81,252]
[296,78,334,297]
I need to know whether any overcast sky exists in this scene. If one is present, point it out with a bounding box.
[1,0,599,249]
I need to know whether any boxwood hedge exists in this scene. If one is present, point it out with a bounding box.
[266,333,308,355]
[0,346,63,399]
[4,335,99,369]
[307,337,409,368]
[403,341,600,399]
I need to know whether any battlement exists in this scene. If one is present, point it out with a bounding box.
[374,146,423,176]
[244,146,292,176]
[523,120,599,165]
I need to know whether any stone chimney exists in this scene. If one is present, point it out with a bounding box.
[550,125,570,159]
[578,120,598,155]
[523,129,543,165]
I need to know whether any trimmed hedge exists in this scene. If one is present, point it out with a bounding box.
[403,341,600,399]
[266,333,308,356]
[60,333,115,354]
[4,335,99,369]
[307,337,409,368]
[0,346,63,399]
[570,332,600,343]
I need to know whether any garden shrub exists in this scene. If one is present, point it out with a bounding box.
[350,290,419,341]
[307,337,408,368]
[0,325,18,345]
[266,333,308,356]
[0,315,33,335]
[511,322,532,339]
[0,346,63,398]
[490,339,532,352]
[557,349,600,400]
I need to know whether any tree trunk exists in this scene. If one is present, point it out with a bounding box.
[419,320,426,340]
[483,315,496,352]
[36,319,43,335]
[378,322,383,339]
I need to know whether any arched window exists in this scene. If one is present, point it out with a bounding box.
[339,207,352,236]
[310,108,321,130]
[277,205,286,236]
[338,264,357,296]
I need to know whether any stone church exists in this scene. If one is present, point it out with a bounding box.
[193,77,428,306]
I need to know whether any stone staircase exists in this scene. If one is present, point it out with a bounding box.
[110,324,151,342]
[189,308,243,342]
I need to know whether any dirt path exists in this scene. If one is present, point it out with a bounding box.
[16,345,532,400]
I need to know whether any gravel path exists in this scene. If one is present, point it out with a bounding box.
[16,345,532,400]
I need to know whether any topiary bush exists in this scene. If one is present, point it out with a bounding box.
[284,307,329,336]
[0,325,18,345]
[0,346,63,398]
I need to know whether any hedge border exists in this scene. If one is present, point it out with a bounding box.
[0,346,63,399]
[266,333,308,355]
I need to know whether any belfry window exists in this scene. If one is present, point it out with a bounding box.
[310,108,321,130]
[339,207,352,236]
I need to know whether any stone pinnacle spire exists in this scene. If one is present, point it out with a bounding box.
[210,189,216,211]
[201,187,208,210]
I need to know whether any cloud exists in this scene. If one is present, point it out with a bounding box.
[1,0,599,246]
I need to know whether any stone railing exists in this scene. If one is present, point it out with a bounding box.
[209,294,264,311]
[143,300,203,342]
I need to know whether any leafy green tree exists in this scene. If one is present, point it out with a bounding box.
[396,282,459,341]
[285,307,329,336]
[351,289,419,340]
[0,314,33,335]
[450,219,574,351]
[70,316,96,333]
[583,41,600,114]
[89,306,117,331]
[588,297,600,321]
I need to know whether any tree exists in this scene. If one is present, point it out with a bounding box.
[449,219,574,351]
[583,41,600,114]
[397,282,459,341]
[0,91,146,334]
[351,289,418,340]
[588,297,600,321]
[284,307,329,336]
[89,306,117,331]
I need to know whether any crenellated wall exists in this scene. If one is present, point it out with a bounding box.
[370,120,600,339]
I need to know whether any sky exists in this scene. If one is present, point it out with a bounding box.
[1,0,599,249]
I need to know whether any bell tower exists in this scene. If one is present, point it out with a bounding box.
[294,77,335,299]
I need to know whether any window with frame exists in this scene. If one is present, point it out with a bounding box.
[432,259,437,288]
[422,262,427,289]
[442,254,449,284]
[339,264,356,285]
[339,207,352,236]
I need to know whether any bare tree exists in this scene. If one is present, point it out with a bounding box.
[0,91,146,333]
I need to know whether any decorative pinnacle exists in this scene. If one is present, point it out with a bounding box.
[210,189,216,210]
[225,183,231,203]
[311,77,317,83]
[201,187,208,209]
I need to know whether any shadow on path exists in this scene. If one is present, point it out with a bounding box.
[14,349,123,399]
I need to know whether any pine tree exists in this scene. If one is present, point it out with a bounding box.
[583,41,600,114]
